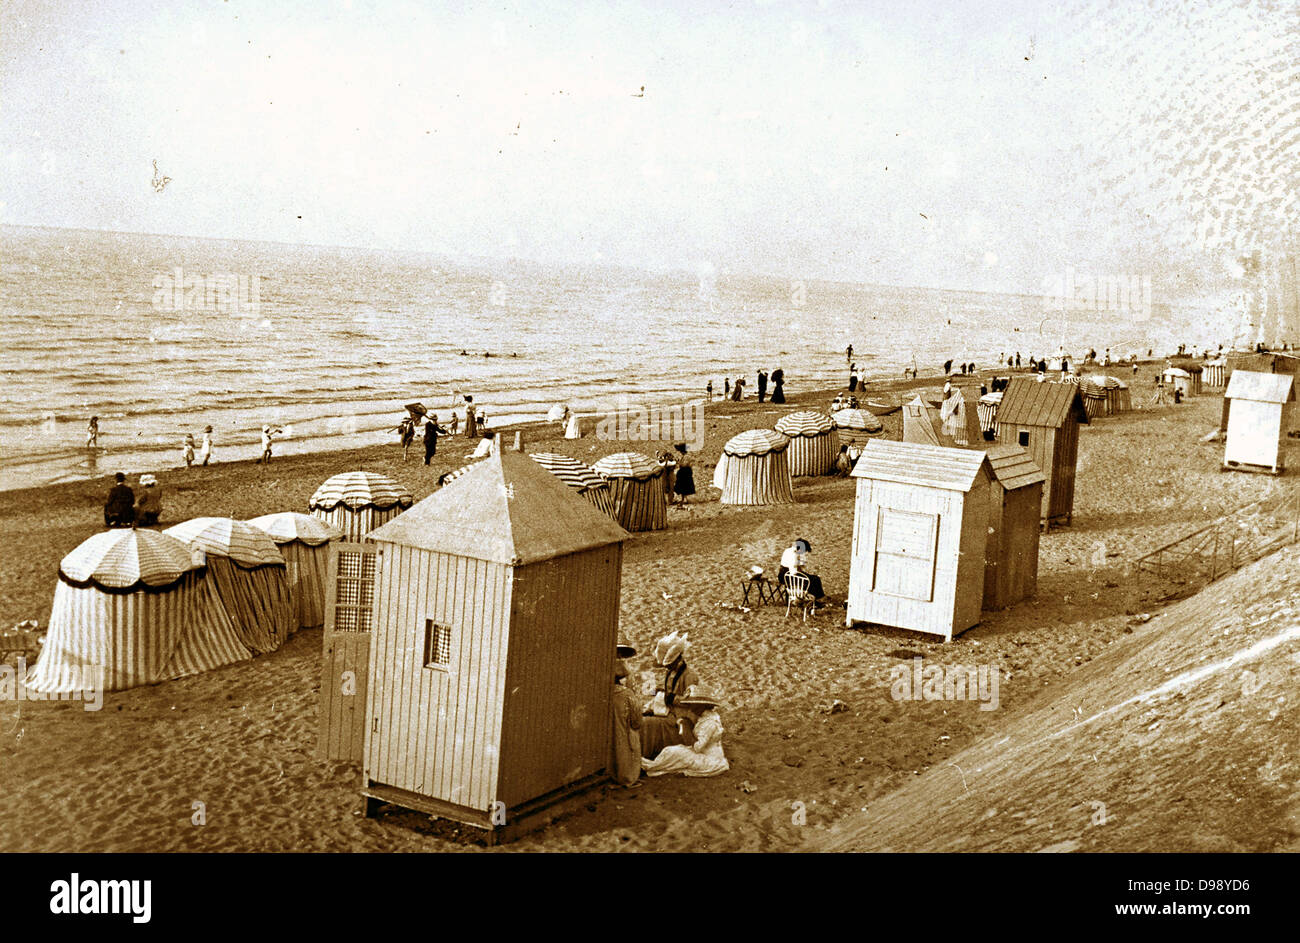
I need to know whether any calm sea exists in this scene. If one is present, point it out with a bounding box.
[0,225,1196,491]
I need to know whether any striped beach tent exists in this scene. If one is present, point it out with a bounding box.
[1204,359,1226,388]
[247,512,342,631]
[940,388,983,446]
[529,452,617,517]
[308,471,413,542]
[977,392,1003,437]
[1080,377,1110,420]
[24,529,251,694]
[165,517,295,654]
[773,410,840,476]
[1110,378,1132,413]
[720,429,795,505]
[832,407,883,451]
[592,451,666,531]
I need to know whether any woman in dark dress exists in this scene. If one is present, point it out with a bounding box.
[770,367,785,404]
[671,443,695,506]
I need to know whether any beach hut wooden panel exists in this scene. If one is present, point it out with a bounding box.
[1223,370,1294,474]
[360,451,628,836]
[592,452,666,531]
[847,441,992,641]
[308,471,413,542]
[983,445,1046,609]
[24,530,251,694]
[317,542,378,763]
[720,429,795,504]
[774,411,839,476]
[994,378,1090,528]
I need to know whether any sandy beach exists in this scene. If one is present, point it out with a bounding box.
[2,362,1296,852]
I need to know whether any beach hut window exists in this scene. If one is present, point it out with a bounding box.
[424,619,452,668]
[872,508,938,601]
[1017,431,1030,447]
[333,548,375,632]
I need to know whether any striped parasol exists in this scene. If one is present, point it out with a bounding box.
[246,511,343,547]
[309,471,414,511]
[592,451,664,481]
[774,410,834,437]
[440,460,483,485]
[164,517,286,568]
[529,453,607,491]
[831,408,883,433]
[723,428,791,457]
[59,529,199,590]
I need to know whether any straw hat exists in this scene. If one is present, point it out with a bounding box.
[677,685,726,710]
[616,636,637,658]
[653,630,690,667]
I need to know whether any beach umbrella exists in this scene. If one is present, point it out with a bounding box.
[404,402,427,420]
[60,528,199,589]
[592,451,663,480]
[831,408,883,433]
[164,517,286,568]
[546,403,568,422]
[309,471,413,511]
[246,511,342,546]
[724,428,791,455]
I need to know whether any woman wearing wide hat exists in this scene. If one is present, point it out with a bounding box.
[642,685,730,778]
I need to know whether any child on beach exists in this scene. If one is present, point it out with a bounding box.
[136,474,162,526]
[182,434,195,467]
[611,661,643,787]
[199,426,214,465]
[86,416,99,448]
[259,426,280,464]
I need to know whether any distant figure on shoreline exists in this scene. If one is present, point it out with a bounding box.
[757,369,768,403]
[848,363,858,392]
[846,344,853,364]
[706,380,713,401]
[943,359,953,375]
[730,376,746,402]
[449,413,460,436]
[770,367,785,403]
[259,425,281,465]
[423,415,448,465]
[199,426,214,465]
[86,416,99,449]
[724,377,731,399]
[182,434,195,468]
[464,396,478,439]
[392,416,416,461]
[104,472,135,528]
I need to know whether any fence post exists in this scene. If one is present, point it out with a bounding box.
[1211,527,1219,580]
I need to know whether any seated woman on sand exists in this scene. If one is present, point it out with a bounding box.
[642,686,729,778]
[135,474,162,526]
[640,630,699,759]
[778,538,825,601]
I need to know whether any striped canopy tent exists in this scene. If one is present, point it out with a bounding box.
[773,410,840,476]
[977,391,1003,437]
[529,452,616,517]
[720,429,795,505]
[592,451,666,531]
[939,388,983,446]
[246,512,343,631]
[1204,359,1227,388]
[308,471,413,541]
[164,517,296,654]
[24,529,251,694]
[831,407,883,448]
[1080,377,1111,420]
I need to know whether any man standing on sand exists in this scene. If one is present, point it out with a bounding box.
[423,414,448,465]
[846,344,853,364]
[757,369,768,403]
[259,425,281,464]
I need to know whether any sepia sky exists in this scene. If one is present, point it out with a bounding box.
[1,0,1295,296]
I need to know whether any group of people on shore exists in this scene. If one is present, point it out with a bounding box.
[707,368,786,404]
[103,471,163,528]
[611,629,729,787]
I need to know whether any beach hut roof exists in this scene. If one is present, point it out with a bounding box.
[592,451,664,481]
[1163,367,1191,378]
[246,511,343,547]
[831,408,884,432]
[724,428,791,457]
[998,377,1090,428]
[979,392,1003,405]
[528,453,609,493]
[1225,370,1295,403]
[851,440,992,492]
[367,451,628,566]
[308,471,414,511]
[59,528,200,591]
[164,517,286,568]
[774,410,835,437]
[984,444,1047,491]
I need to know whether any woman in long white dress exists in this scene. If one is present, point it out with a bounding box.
[199,425,214,465]
[642,687,729,778]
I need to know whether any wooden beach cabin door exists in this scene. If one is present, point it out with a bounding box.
[872,507,939,603]
[317,542,379,763]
